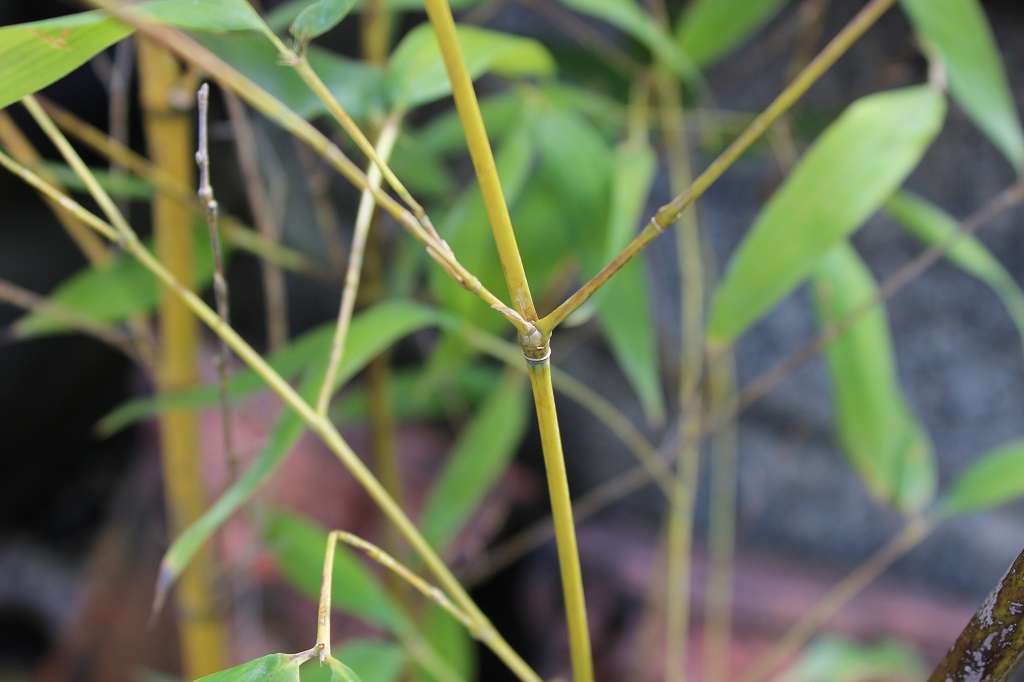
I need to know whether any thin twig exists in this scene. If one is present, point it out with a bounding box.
[316,113,402,417]
[196,83,235,470]
[222,90,289,351]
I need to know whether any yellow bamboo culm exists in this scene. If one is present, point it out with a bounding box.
[137,38,228,678]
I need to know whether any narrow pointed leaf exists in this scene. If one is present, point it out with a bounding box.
[557,0,702,86]
[0,1,264,109]
[812,242,936,511]
[414,605,475,682]
[901,0,1024,171]
[779,636,926,682]
[707,86,946,345]
[156,303,445,607]
[420,373,528,550]
[594,142,663,425]
[265,510,404,631]
[290,0,357,45]
[15,228,215,337]
[675,0,791,68]
[885,190,1024,360]
[300,657,363,682]
[385,24,555,108]
[941,441,1024,517]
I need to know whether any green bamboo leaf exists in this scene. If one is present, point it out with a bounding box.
[594,142,663,425]
[420,373,528,550]
[778,636,926,682]
[266,0,483,32]
[885,191,1024,361]
[265,510,404,632]
[289,0,357,47]
[940,441,1024,517]
[707,85,946,345]
[901,0,1024,171]
[155,302,446,608]
[812,242,936,511]
[385,24,555,108]
[0,1,264,109]
[557,0,702,87]
[195,653,302,682]
[332,641,405,682]
[414,605,475,682]
[675,0,791,68]
[15,226,215,338]
[300,657,362,682]
[35,162,154,200]
[195,33,385,120]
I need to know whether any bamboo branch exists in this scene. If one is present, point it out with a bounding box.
[538,0,899,333]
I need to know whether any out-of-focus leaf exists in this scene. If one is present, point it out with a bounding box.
[778,635,926,682]
[36,161,153,199]
[901,0,1024,171]
[386,130,457,198]
[707,86,946,345]
[886,190,1024,359]
[290,0,357,46]
[194,33,385,120]
[0,12,132,109]
[414,92,525,157]
[331,364,500,424]
[430,116,536,330]
[0,1,263,109]
[675,0,791,68]
[332,641,405,682]
[557,0,702,87]
[16,227,215,337]
[592,142,663,424]
[385,24,555,108]
[812,242,936,511]
[941,441,1024,517]
[265,510,403,631]
[420,373,528,550]
[156,303,446,607]
[266,0,483,32]
[413,605,475,682]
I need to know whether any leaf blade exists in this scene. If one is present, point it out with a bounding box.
[707,85,946,345]
[675,0,791,68]
[941,441,1024,517]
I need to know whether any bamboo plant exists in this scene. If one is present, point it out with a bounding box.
[3,0,1024,681]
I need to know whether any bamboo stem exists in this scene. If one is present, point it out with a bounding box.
[423,0,537,323]
[0,151,541,682]
[527,355,594,682]
[538,0,898,334]
[137,38,228,678]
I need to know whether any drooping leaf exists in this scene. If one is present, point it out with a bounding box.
[195,33,385,121]
[15,226,215,337]
[885,191,1024,360]
[557,0,702,87]
[420,373,528,550]
[901,0,1024,171]
[940,441,1024,517]
[812,242,936,511]
[385,24,555,108]
[156,303,446,606]
[265,510,404,631]
[266,0,484,32]
[0,0,264,109]
[707,85,946,345]
[675,0,791,68]
[290,0,357,47]
[332,641,405,682]
[778,635,926,682]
